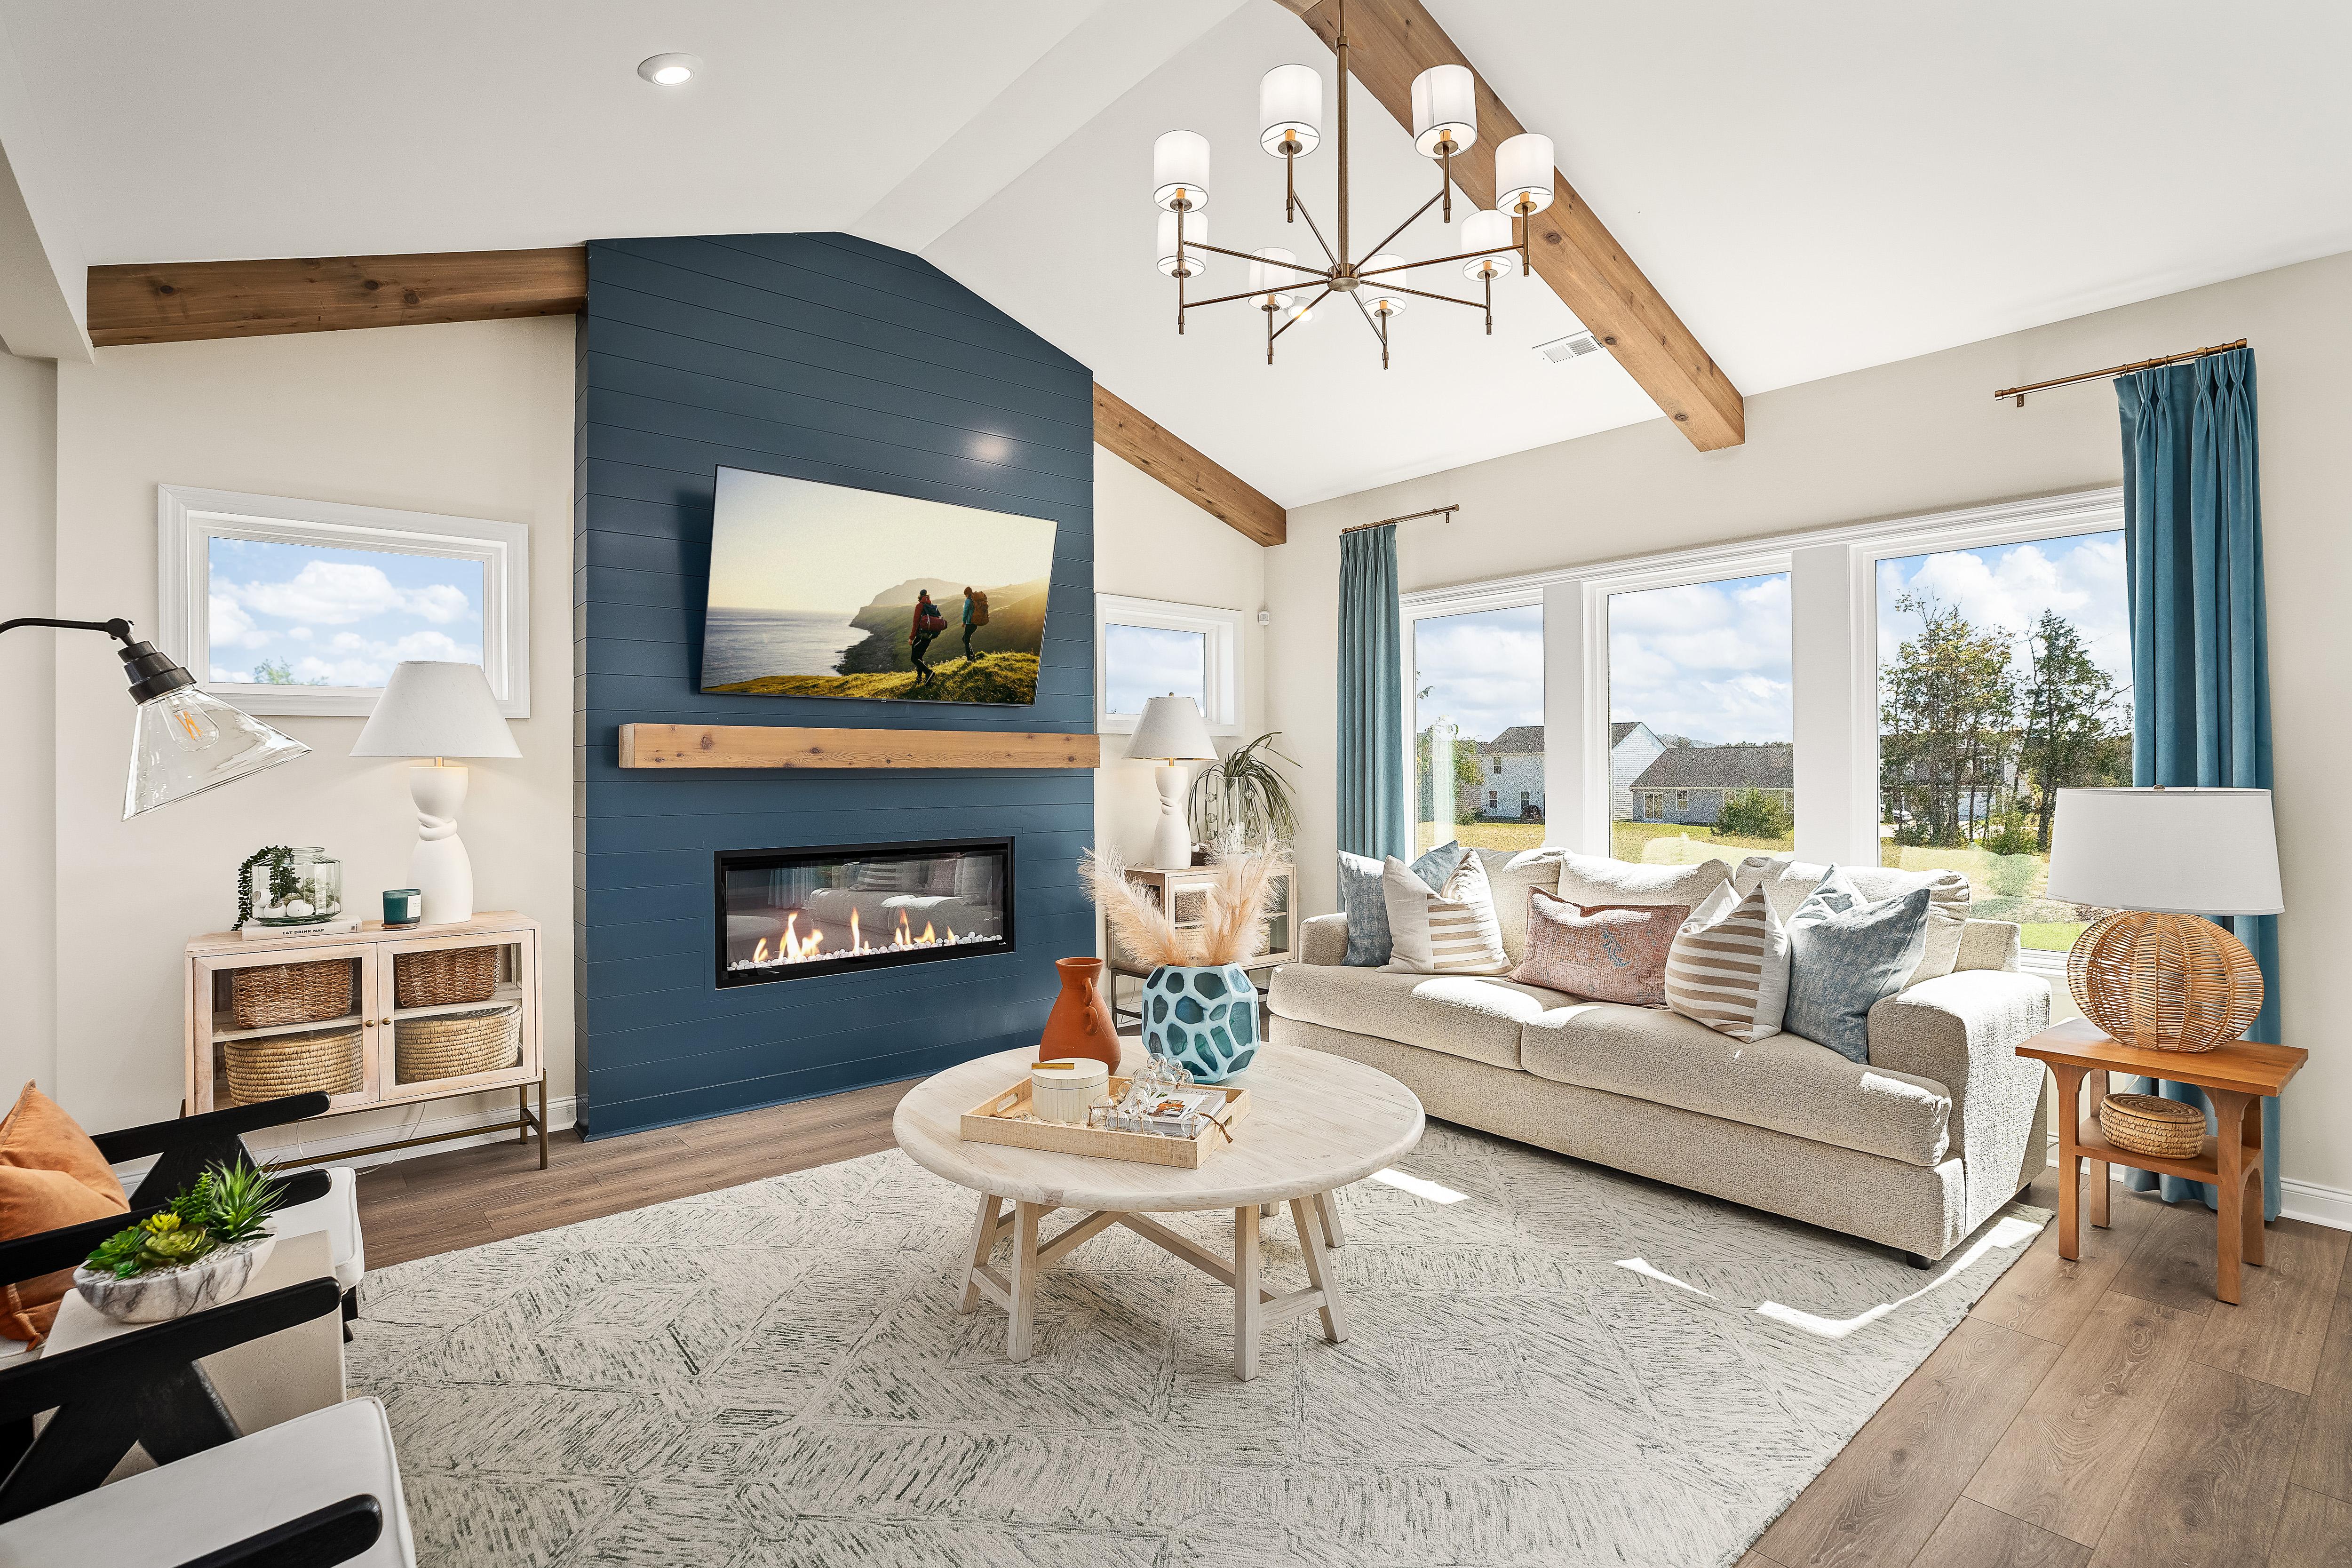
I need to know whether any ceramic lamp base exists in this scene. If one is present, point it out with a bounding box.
[2066,909,2264,1052]
[1149,762,1192,869]
[409,763,477,925]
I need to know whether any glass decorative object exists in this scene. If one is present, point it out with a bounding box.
[1138,963,1260,1082]
[245,846,344,926]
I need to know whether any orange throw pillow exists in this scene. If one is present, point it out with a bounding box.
[0,1083,133,1346]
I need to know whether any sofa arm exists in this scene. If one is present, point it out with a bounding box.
[1868,968,2051,1234]
[1299,913,1349,966]
[1955,919,2022,973]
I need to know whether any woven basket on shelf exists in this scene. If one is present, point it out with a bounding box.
[229,959,354,1030]
[396,1003,520,1084]
[393,946,500,1009]
[2099,1091,2208,1159]
[224,1024,363,1104]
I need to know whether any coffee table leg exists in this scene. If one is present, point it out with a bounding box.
[1233,1203,1261,1382]
[959,1192,1003,1314]
[1007,1201,1044,1361]
[1290,1195,1349,1344]
[1314,1188,1346,1250]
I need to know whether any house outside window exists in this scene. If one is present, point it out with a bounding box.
[1493,757,1503,775]
[1488,790,1498,809]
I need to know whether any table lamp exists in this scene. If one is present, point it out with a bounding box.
[350,661,520,925]
[2047,787,2282,1051]
[1125,694,1218,870]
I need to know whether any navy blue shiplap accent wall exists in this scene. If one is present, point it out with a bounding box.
[573,232,1096,1139]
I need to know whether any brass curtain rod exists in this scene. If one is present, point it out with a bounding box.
[1994,339,2246,407]
[1341,504,1458,535]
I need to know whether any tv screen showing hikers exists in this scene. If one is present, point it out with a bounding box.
[699,467,1058,706]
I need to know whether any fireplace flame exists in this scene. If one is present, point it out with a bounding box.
[731,899,995,975]
[753,937,770,965]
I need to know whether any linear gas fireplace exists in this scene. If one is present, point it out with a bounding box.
[715,838,1014,988]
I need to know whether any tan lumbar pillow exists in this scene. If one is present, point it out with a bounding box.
[1381,852,1510,975]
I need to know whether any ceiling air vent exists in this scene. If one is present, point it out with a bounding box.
[1534,331,1602,364]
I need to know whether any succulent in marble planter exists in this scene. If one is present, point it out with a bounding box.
[74,1234,276,1324]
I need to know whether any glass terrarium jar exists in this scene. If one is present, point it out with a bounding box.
[248,846,344,925]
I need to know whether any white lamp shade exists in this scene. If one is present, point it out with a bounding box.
[350,661,521,759]
[123,686,309,819]
[1461,209,1516,279]
[1124,694,1217,762]
[1363,254,1411,313]
[1152,129,1210,212]
[1248,246,1300,310]
[1410,64,1477,157]
[1495,132,1555,215]
[2047,787,2283,915]
[1258,63,1322,154]
[1156,210,1206,278]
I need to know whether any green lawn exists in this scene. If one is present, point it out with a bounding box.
[1417,820,1547,856]
[1611,821,1793,867]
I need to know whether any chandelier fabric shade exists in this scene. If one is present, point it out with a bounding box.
[1495,133,1556,216]
[1248,247,1300,310]
[1156,210,1205,278]
[1152,129,1210,211]
[1409,64,1477,157]
[1363,255,1410,314]
[1258,63,1323,155]
[1461,210,1517,279]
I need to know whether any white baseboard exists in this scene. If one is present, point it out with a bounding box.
[111,1094,580,1187]
[2049,1131,2352,1234]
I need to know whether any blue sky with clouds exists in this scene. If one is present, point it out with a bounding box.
[207,538,484,686]
[1104,623,1207,716]
[1877,530,2130,694]
[1610,573,1792,746]
[1414,605,1543,743]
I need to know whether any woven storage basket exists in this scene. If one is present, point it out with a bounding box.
[229,958,354,1030]
[393,945,500,1009]
[2099,1091,2208,1159]
[395,1003,520,1084]
[224,1024,363,1104]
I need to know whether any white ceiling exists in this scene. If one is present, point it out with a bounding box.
[5,0,2348,508]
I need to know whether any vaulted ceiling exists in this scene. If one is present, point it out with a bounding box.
[5,0,2347,506]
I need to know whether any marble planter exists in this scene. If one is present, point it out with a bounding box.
[1139,963,1259,1082]
[73,1235,274,1324]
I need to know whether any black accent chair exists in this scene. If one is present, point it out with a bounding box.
[174,1495,385,1568]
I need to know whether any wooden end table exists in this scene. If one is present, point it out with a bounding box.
[893,1043,1423,1381]
[2016,1018,2306,1305]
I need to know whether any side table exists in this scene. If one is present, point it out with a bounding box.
[2016,1017,2306,1305]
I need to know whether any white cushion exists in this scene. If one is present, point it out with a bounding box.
[1475,847,1568,966]
[1558,852,1731,911]
[0,1396,415,1567]
[1735,854,1968,989]
[270,1165,365,1292]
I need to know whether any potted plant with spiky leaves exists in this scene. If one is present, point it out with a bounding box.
[75,1161,290,1323]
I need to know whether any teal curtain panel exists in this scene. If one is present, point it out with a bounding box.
[1336,523,1408,863]
[2116,345,2281,1218]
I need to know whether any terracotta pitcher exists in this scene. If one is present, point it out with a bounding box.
[1040,956,1122,1072]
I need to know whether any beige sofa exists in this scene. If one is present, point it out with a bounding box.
[1267,851,2052,1262]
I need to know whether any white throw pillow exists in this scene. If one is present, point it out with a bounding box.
[1664,882,1789,1042]
[1382,852,1510,976]
[1734,854,1966,989]
[1558,851,1732,911]
[1476,846,1570,967]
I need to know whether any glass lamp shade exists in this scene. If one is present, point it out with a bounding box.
[1495,132,1556,215]
[1410,64,1477,157]
[1363,254,1411,314]
[1258,63,1322,154]
[1461,209,1517,279]
[1155,209,1206,278]
[1152,129,1210,212]
[1248,246,1300,310]
[124,685,310,819]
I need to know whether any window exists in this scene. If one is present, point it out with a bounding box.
[1487,790,1498,809]
[1875,528,2130,953]
[1409,602,1542,854]
[1096,594,1242,733]
[1520,790,1531,812]
[158,485,528,717]
[1606,572,1794,864]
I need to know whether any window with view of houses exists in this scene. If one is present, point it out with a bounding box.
[1876,530,2129,952]
[1410,603,1542,856]
[1606,573,1795,865]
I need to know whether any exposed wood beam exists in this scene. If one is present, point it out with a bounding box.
[1281,0,1745,451]
[1093,382,1286,546]
[85,248,588,347]
[620,724,1101,771]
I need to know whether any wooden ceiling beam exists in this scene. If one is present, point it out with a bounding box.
[1093,382,1286,546]
[1279,0,1745,451]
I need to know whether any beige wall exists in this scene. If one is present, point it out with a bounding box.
[0,350,54,1098]
[48,318,578,1146]
[1267,247,2352,1199]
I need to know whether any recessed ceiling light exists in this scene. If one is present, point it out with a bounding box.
[637,53,702,87]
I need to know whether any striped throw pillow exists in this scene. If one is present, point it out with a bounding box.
[1663,882,1790,1042]
[1380,851,1510,975]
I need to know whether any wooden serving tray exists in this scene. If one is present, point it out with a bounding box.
[960,1075,1251,1169]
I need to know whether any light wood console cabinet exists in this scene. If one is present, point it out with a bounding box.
[183,912,546,1167]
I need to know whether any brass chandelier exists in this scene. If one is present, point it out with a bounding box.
[1150,0,1556,368]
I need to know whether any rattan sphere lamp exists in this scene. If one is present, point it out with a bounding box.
[2047,787,2281,1052]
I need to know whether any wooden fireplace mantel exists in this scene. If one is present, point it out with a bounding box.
[618,723,1101,771]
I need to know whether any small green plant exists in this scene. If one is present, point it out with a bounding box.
[84,1161,289,1279]
[234,845,299,928]
[1189,732,1301,852]
[1713,787,1793,841]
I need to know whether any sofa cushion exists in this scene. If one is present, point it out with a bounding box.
[1382,852,1510,976]
[1339,841,1463,967]
[1519,1000,1952,1167]
[1737,854,1969,988]
[1268,964,1567,1071]
[1559,852,1731,911]
[1510,890,1684,1005]
[1475,847,1568,966]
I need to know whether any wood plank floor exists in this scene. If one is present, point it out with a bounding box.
[356,1095,2352,1567]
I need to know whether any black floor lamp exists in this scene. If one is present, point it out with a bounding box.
[1,616,308,816]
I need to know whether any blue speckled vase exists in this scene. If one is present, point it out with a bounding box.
[1139,963,1259,1082]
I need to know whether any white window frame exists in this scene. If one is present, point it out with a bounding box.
[158,485,530,718]
[1094,592,1243,735]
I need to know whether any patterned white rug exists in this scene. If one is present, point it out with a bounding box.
[350,1124,2046,1568]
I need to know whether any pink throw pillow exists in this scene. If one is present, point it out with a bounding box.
[1509,888,1687,1006]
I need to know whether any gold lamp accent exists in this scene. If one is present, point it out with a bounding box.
[2047,788,2281,1052]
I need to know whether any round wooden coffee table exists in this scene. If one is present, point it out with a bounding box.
[894,1043,1424,1381]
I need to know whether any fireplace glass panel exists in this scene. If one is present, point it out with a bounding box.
[717,838,1013,987]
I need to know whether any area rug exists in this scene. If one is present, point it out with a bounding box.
[349,1123,2046,1568]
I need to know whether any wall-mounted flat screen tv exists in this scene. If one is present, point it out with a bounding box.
[699,467,1058,706]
